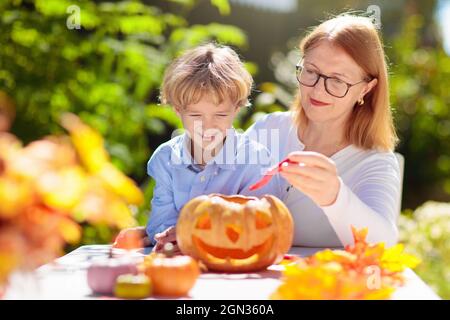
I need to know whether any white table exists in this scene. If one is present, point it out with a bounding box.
[4,245,441,300]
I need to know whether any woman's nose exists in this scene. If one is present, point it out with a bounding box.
[312,76,328,96]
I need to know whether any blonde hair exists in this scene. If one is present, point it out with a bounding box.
[161,43,253,109]
[293,14,398,151]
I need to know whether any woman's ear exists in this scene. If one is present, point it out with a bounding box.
[362,78,378,97]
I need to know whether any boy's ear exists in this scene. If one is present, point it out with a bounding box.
[173,106,182,117]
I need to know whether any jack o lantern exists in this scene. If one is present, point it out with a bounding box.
[176,194,294,272]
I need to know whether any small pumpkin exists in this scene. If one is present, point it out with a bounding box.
[176,194,294,272]
[87,258,138,295]
[141,253,199,297]
[114,274,152,299]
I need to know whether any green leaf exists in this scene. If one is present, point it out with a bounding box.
[118,16,164,35]
[11,23,39,47]
[146,104,183,129]
[35,0,72,16]
[211,0,231,15]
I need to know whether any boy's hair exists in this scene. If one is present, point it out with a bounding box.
[160,43,253,109]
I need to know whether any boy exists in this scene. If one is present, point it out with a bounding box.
[116,43,283,253]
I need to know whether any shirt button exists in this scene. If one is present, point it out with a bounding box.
[200,176,206,182]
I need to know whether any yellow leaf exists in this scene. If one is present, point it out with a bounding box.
[381,244,421,272]
[58,218,82,244]
[97,163,144,205]
[312,249,356,265]
[107,198,137,229]
[0,252,21,284]
[60,113,109,173]
[37,167,87,211]
[270,226,421,300]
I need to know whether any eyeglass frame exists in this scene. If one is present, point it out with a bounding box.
[295,60,374,98]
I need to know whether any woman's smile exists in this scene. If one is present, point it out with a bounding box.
[309,97,331,107]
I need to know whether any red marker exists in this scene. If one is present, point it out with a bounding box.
[248,158,297,191]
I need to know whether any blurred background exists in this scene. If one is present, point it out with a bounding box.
[0,0,449,298]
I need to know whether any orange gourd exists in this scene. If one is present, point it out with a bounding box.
[141,254,199,297]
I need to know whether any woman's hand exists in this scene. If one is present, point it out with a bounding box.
[279,151,341,207]
[153,226,181,254]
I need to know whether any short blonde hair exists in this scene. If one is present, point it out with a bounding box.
[161,43,253,109]
[293,14,398,151]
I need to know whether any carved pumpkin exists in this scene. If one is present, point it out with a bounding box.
[176,194,294,272]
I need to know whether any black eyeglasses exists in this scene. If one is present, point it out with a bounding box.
[296,62,373,98]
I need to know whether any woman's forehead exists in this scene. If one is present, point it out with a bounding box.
[303,41,364,79]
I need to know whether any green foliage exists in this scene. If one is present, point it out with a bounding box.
[0,0,244,180]
[211,0,231,16]
[399,202,450,299]
[389,15,450,208]
[0,0,247,244]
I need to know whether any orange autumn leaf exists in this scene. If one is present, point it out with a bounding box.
[271,262,394,300]
[0,176,34,219]
[1,114,140,285]
[351,225,369,244]
[0,228,25,285]
[272,226,420,300]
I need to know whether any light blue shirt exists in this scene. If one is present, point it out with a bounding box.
[145,129,283,244]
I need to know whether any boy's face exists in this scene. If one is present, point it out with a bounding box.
[175,95,240,150]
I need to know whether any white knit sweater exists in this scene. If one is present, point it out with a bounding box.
[246,111,401,247]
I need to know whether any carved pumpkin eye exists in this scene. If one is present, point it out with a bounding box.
[195,212,211,229]
[255,211,272,229]
[225,224,242,243]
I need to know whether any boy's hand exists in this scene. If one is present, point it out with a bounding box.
[153,226,181,254]
[113,226,152,249]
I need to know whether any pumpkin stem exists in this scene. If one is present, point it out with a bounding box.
[163,242,175,258]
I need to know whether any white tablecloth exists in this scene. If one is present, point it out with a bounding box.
[4,245,441,300]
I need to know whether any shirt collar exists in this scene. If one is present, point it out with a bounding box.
[169,129,238,171]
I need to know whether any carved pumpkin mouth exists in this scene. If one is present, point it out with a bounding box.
[192,235,274,266]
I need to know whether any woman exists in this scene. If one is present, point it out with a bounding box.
[246,14,401,247]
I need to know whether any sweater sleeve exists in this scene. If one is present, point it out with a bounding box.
[320,153,401,247]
